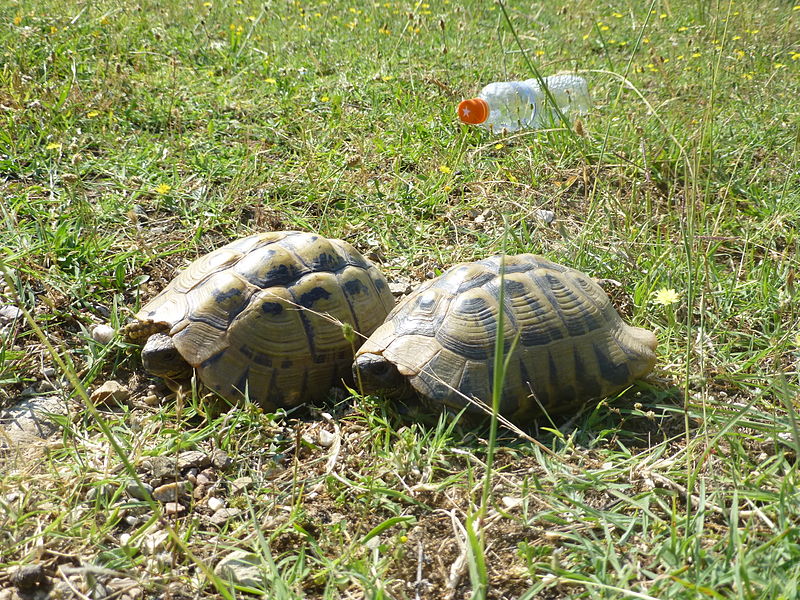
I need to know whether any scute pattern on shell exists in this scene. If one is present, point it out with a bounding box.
[136,231,395,409]
[355,254,657,420]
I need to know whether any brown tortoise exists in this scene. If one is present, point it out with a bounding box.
[125,231,395,409]
[353,254,657,422]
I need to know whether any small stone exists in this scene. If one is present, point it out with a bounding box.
[501,496,523,509]
[11,564,47,590]
[141,456,177,481]
[177,450,210,471]
[196,473,211,486]
[90,381,131,406]
[36,379,57,393]
[164,502,186,516]
[142,530,170,555]
[142,394,160,406]
[41,367,57,379]
[209,507,243,525]
[534,209,556,224]
[119,533,132,546]
[106,577,143,600]
[91,324,116,344]
[317,429,337,448]
[125,480,154,501]
[152,481,190,503]
[210,449,231,470]
[388,281,412,296]
[124,515,141,528]
[0,305,23,322]
[207,496,225,512]
[0,395,66,438]
[214,550,264,589]
[230,477,253,494]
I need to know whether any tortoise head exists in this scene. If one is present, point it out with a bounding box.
[141,333,193,381]
[352,352,415,400]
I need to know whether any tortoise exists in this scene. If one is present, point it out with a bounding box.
[353,254,657,421]
[125,231,395,409]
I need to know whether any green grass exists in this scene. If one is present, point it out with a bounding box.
[1,0,799,597]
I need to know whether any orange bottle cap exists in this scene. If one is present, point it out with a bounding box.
[457,98,489,125]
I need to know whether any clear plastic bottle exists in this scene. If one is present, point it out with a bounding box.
[457,73,591,133]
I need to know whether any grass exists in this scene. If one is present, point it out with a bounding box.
[1,0,799,597]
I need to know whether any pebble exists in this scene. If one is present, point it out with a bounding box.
[90,381,131,406]
[317,429,337,448]
[106,577,144,600]
[210,507,241,525]
[125,480,154,501]
[207,496,225,512]
[142,394,160,406]
[35,379,57,393]
[41,367,57,379]
[177,450,210,471]
[210,449,232,470]
[142,530,170,555]
[10,564,47,590]
[152,481,190,503]
[0,305,23,322]
[534,209,556,224]
[214,550,263,589]
[141,456,176,481]
[230,477,254,494]
[0,396,66,438]
[388,281,412,296]
[164,502,186,516]
[91,324,116,344]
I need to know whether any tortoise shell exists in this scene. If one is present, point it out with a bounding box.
[134,231,395,409]
[353,254,657,421]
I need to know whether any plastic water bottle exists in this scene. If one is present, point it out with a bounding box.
[457,73,591,133]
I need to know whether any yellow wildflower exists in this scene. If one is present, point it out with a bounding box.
[155,183,171,195]
[653,288,680,306]
[381,75,394,81]
[45,142,61,151]
[87,110,100,118]
[438,165,452,174]
[265,77,277,83]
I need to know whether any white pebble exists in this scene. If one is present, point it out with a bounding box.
[0,305,23,322]
[207,496,225,512]
[91,324,116,344]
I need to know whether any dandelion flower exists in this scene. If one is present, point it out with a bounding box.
[155,183,171,195]
[265,77,277,83]
[87,110,100,118]
[381,75,394,81]
[494,143,503,149]
[45,142,61,151]
[653,288,680,306]
[320,95,329,102]
[438,165,452,174]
